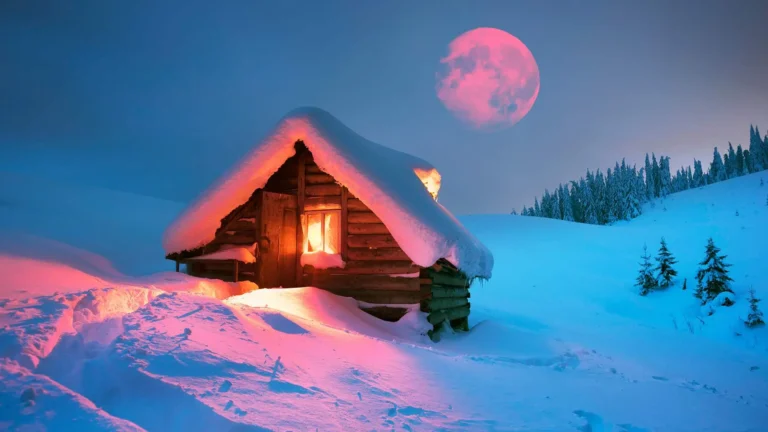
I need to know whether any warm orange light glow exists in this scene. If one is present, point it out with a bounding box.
[303,212,339,254]
[413,168,442,200]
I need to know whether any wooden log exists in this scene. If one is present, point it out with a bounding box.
[306,184,341,197]
[347,212,381,224]
[347,247,410,261]
[347,234,398,248]
[234,261,239,283]
[347,198,369,212]
[311,274,419,291]
[305,163,324,174]
[320,260,420,275]
[340,187,349,260]
[428,271,469,287]
[222,220,257,232]
[305,196,341,211]
[430,285,469,298]
[296,152,306,282]
[348,223,389,235]
[306,173,336,185]
[428,297,469,311]
[427,304,470,325]
[419,277,432,286]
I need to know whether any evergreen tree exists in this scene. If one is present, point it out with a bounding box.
[736,145,745,176]
[644,153,654,200]
[652,153,661,197]
[744,149,754,173]
[745,288,765,328]
[695,238,734,304]
[659,156,672,197]
[534,197,541,217]
[582,176,598,224]
[682,278,687,291]
[510,208,518,215]
[636,244,658,296]
[693,159,705,187]
[726,142,737,178]
[749,125,766,171]
[710,147,726,183]
[654,237,678,288]
[560,184,574,222]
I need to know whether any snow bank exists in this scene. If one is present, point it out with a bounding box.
[299,250,345,269]
[162,107,493,278]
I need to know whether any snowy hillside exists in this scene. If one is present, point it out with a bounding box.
[1,171,767,431]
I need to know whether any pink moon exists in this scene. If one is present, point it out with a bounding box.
[436,27,540,130]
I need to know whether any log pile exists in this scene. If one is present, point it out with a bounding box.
[420,259,471,338]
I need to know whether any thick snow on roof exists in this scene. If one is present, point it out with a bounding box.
[163,107,493,278]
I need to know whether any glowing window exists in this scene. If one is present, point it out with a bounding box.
[302,210,340,254]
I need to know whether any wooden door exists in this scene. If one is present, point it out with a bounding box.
[258,191,298,287]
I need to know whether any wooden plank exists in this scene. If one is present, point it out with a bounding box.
[320,260,420,275]
[428,297,469,311]
[279,207,297,286]
[305,196,341,211]
[234,261,239,283]
[348,223,389,235]
[223,220,257,232]
[316,287,421,305]
[306,173,335,185]
[296,152,306,283]
[347,212,381,224]
[311,274,420,291]
[428,271,469,287]
[347,247,410,261]
[431,285,469,298]
[427,304,470,325]
[347,198,368,211]
[306,184,341,196]
[347,234,398,248]
[340,186,349,260]
[305,163,323,174]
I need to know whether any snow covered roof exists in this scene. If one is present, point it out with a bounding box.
[163,107,493,279]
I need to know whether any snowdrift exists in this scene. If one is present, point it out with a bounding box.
[0,170,767,430]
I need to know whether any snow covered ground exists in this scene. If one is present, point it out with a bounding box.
[1,170,767,431]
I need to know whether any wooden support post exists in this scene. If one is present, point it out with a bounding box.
[296,151,306,284]
[175,261,179,272]
[340,186,348,260]
[234,260,239,282]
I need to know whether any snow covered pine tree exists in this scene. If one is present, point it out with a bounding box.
[636,244,658,296]
[654,237,678,289]
[745,288,765,328]
[695,238,734,305]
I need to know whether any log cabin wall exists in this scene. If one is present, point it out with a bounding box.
[297,144,424,307]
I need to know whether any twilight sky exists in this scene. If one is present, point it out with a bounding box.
[1,0,767,214]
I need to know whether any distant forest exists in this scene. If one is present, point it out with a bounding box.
[515,125,768,224]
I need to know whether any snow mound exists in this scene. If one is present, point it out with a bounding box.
[299,250,345,269]
[187,247,256,263]
[162,107,493,278]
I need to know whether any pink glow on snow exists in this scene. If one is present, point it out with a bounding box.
[300,250,345,269]
[436,27,540,129]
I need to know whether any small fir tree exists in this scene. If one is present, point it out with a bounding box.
[654,237,678,288]
[682,278,687,291]
[695,238,734,304]
[745,288,765,328]
[636,244,658,296]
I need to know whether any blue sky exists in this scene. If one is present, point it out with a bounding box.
[1,0,766,213]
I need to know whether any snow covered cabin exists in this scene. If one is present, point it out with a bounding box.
[164,107,493,330]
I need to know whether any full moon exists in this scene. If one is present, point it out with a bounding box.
[436,27,540,130]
